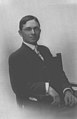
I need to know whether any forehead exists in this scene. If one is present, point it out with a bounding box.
[22,19,40,29]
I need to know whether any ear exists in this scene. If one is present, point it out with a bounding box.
[40,29,41,33]
[18,30,22,37]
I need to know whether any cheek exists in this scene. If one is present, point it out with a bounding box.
[23,32,29,37]
[36,32,40,37]
[35,31,40,35]
[36,31,41,35]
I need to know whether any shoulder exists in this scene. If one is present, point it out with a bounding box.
[38,45,50,51]
[9,48,20,59]
[38,45,52,54]
[9,45,24,63]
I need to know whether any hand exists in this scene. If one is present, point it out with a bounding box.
[51,95,61,106]
[48,86,60,106]
[64,90,77,107]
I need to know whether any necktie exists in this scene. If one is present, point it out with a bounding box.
[34,45,44,61]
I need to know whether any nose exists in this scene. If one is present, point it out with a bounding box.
[31,28,35,34]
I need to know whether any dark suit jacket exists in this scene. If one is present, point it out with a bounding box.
[9,43,71,101]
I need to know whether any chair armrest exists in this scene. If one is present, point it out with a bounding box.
[70,83,77,87]
[70,83,77,97]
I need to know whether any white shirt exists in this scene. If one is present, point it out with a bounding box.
[23,41,35,50]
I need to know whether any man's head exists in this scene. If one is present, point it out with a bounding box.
[18,15,41,45]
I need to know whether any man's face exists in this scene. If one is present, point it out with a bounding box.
[19,19,41,45]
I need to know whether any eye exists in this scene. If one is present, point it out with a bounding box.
[34,27,40,32]
[23,27,40,32]
[24,27,32,31]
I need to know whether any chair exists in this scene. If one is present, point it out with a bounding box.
[56,53,77,97]
[70,83,77,97]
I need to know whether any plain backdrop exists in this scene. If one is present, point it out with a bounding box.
[0,0,77,119]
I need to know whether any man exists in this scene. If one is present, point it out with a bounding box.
[9,15,77,107]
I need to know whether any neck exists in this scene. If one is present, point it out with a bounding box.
[23,41,39,50]
[23,41,38,46]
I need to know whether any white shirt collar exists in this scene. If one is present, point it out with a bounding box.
[23,41,36,50]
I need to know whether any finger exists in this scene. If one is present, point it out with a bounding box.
[69,96,77,106]
[51,100,58,106]
[74,97,77,104]
[51,97,56,104]
[69,96,75,106]
[51,97,60,106]
[64,97,69,106]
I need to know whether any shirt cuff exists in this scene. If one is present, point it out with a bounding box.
[45,82,49,93]
[63,88,72,94]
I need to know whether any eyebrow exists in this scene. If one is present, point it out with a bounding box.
[23,26,40,30]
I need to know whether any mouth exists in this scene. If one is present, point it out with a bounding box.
[29,35,39,41]
[30,35,35,38]
[29,36,36,40]
[30,36,34,38]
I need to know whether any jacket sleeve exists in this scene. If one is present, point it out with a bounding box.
[9,55,46,98]
[53,55,72,95]
[43,47,72,94]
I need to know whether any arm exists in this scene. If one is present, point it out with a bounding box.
[9,55,46,98]
[41,46,77,106]
[45,48,72,93]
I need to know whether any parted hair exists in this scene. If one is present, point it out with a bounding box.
[19,15,40,30]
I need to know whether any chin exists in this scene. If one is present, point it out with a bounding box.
[31,39,38,45]
[31,42,37,45]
